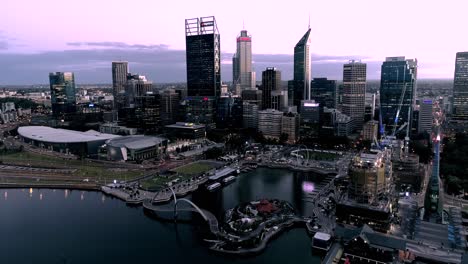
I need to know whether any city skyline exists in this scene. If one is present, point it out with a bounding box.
[1,0,468,84]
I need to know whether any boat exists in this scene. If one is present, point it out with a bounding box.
[222,175,236,185]
[206,182,221,191]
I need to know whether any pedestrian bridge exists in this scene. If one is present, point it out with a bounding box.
[143,198,220,234]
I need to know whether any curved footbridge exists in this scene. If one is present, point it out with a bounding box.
[143,198,220,234]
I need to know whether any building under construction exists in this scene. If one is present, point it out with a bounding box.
[336,149,395,232]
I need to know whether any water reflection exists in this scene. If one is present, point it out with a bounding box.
[0,170,322,263]
[4,191,7,200]
[39,193,43,200]
[302,181,315,193]
[29,188,33,198]
[190,168,324,220]
[81,191,84,201]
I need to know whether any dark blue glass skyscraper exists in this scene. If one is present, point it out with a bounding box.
[185,16,221,97]
[49,72,76,117]
[292,28,311,111]
[379,57,417,134]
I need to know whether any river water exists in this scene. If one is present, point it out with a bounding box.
[0,168,323,263]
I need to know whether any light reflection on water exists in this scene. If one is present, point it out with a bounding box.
[1,169,324,264]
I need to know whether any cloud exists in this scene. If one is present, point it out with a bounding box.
[0,41,8,50]
[66,41,170,50]
[0,45,443,85]
[0,31,8,50]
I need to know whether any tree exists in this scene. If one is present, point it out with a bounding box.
[445,175,462,195]
[204,147,223,160]
[410,141,432,164]
[279,133,289,144]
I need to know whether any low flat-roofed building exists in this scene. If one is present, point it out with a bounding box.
[18,126,119,157]
[164,122,206,139]
[105,135,167,161]
[99,122,137,135]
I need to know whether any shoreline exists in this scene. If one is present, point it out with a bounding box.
[0,183,101,191]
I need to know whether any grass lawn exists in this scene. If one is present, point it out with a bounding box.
[172,161,215,176]
[140,176,171,191]
[0,151,144,182]
[297,150,338,161]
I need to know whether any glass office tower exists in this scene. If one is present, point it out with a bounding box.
[292,28,311,110]
[185,16,221,97]
[453,52,468,121]
[49,72,77,117]
[379,57,417,134]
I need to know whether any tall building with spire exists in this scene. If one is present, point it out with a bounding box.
[292,28,312,111]
[232,29,255,92]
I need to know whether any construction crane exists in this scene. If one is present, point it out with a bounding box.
[391,69,408,137]
[379,65,414,152]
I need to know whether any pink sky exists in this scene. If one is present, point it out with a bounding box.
[1,0,468,79]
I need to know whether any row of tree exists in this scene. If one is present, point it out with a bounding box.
[441,133,468,195]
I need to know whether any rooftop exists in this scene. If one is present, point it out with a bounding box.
[106,135,166,150]
[313,232,331,241]
[165,122,205,130]
[18,126,119,143]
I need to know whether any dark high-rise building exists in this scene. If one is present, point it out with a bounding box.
[452,52,468,121]
[233,29,255,91]
[112,61,129,110]
[125,74,153,108]
[379,57,417,134]
[134,92,162,134]
[241,89,262,106]
[185,97,216,126]
[185,16,221,97]
[261,67,281,110]
[342,61,366,131]
[216,95,243,129]
[311,77,337,109]
[49,72,77,117]
[292,28,311,110]
[160,88,181,125]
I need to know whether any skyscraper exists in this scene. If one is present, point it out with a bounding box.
[342,60,366,131]
[261,67,281,110]
[311,77,337,109]
[49,72,77,117]
[185,16,221,97]
[112,61,129,110]
[160,88,181,125]
[418,99,433,135]
[292,28,311,110]
[379,57,417,134]
[125,74,153,108]
[232,29,255,91]
[452,52,468,121]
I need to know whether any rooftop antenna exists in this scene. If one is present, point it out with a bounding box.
[308,13,310,29]
[243,19,245,30]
